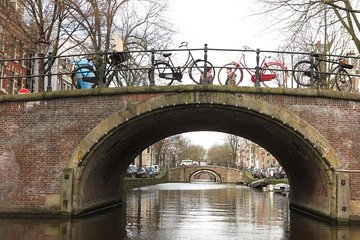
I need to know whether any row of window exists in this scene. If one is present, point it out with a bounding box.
[0,27,26,61]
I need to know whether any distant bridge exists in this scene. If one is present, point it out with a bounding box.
[168,166,247,183]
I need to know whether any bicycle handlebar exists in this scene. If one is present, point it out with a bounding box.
[179,41,188,48]
[313,54,351,66]
[243,45,254,51]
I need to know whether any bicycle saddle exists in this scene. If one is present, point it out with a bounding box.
[163,53,172,58]
[339,59,353,69]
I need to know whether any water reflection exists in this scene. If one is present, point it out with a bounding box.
[0,183,359,240]
[125,183,290,240]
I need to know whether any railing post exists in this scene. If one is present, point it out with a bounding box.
[291,54,294,88]
[97,51,104,87]
[150,48,155,86]
[203,43,208,84]
[255,48,261,87]
[39,54,45,92]
[46,52,52,92]
[310,52,315,87]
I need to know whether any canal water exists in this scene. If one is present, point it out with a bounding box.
[0,183,359,240]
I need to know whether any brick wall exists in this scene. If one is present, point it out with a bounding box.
[0,87,359,220]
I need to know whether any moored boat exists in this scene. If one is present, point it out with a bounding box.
[273,183,290,193]
[249,179,269,189]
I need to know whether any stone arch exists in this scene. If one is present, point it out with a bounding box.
[64,91,342,220]
[189,169,222,183]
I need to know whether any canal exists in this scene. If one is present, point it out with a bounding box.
[0,183,359,239]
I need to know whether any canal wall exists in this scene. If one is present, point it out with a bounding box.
[122,171,169,193]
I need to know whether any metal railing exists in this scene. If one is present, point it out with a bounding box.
[0,45,359,94]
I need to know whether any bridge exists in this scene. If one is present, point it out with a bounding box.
[0,85,359,222]
[168,165,247,183]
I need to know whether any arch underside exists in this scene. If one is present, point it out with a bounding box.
[190,169,222,183]
[69,93,340,220]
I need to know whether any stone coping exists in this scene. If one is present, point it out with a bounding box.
[1,85,360,103]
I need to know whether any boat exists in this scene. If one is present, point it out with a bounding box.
[249,179,269,189]
[236,180,245,185]
[273,183,290,193]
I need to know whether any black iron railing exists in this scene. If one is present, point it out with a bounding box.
[0,45,359,94]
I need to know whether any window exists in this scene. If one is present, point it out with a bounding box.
[9,35,16,59]
[16,74,22,89]
[0,25,4,52]
[8,71,14,94]
[0,63,3,90]
[10,0,17,10]
[18,43,24,65]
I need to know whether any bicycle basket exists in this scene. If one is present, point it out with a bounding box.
[109,51,131,65]
[339,58,353,69]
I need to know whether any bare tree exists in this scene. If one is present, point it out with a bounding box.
[151,139,167,167]
[226,134,242,168]
[256,0,360,53]
[6,0,65,54]
[207,144,231,167]
[167,134,206,163]
[7,0,173,91]
[65,0,174,86]
[151,134,207,168]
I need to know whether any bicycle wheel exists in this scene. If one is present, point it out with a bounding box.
[189,60,215,84]
[335,68,352,92]
[292,60,317,87]
[106,64,133,87]
[71,66,99,89]
[217,63,243,85]
[148,62,175,86]
[261,62,288,87]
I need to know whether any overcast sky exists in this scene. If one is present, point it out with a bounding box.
[167,0,282,50]
[165,0,283,149]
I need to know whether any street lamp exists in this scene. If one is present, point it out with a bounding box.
[37,38,50,92]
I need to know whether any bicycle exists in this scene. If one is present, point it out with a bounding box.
[148,42,215,85]
[292,54,353,92]
[71,50,132,89]
[217,49,288,87]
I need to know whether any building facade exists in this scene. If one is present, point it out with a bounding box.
[238,139,280,170]
[0,0,31,94]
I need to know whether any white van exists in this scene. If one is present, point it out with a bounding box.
[180,159,199,167]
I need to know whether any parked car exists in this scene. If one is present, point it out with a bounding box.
[126,165,137,177]
[252,168,261,178]
[260,169,267,178]
[146,167,156,178]
[180,159,199,167]
[135,167,147,178]
[152,165,160,175]
[275,167,287,179]
[266,167,278,178]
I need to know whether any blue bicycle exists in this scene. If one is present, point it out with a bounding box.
[71,51,132,88]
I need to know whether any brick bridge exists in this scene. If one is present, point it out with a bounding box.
[168,166,248,183]
[0,86,359,222]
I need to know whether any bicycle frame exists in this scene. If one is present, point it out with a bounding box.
[158,42,198,76]
[232,54,277,83]
[313,56,351,83]
[292,54,353,92]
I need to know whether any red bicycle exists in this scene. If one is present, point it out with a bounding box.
[217,51,288,87]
